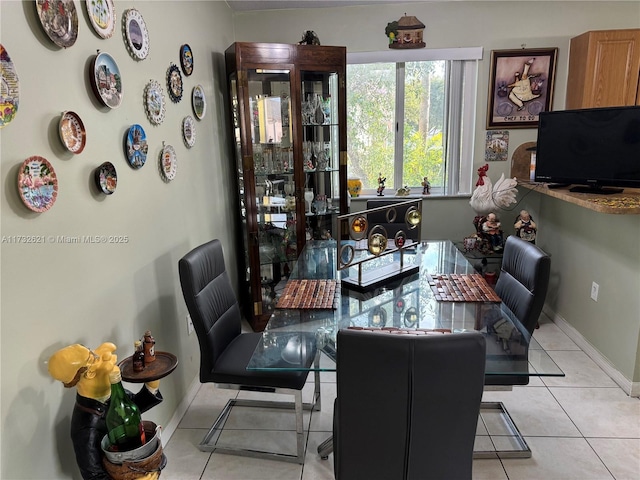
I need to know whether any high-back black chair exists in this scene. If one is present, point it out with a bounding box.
[178,239,320,464]
[494,235,551,335]
[333,329,486,480]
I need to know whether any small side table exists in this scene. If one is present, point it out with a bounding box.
[118,351,178,383]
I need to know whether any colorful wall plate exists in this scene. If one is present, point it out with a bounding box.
[122,8,149,60]
[144,80,165,125]
[0,44,19,128]
[90,51,123,109]
[36,0,78,48]
[166,63,183,103]
[95,161,117,194]
[86,0,116,39]
[180,44,193,76]
[192,85,206,120]
[18,156,58,212]
[59,111,86,154]
[125,124,148,169]
[160,144,177,181]
[182,115,196,148]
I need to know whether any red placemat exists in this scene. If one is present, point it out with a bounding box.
[276,279,337,309]
[427,273,501,302]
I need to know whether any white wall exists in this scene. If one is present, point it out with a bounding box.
[1,1,236,478]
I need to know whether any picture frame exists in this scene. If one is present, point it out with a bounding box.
[486,48,558,129]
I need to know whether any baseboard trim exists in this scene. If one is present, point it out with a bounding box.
[161,375,201,445]
[543,306,639,397]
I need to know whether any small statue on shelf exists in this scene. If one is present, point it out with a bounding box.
[514,209,537,243]
[482,212,504,252]
[377,173,387,196]
[421,176,431,195]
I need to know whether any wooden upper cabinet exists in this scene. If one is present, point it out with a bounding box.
[566,29,640,109]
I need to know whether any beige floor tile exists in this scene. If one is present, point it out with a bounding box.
[533,319,580,351]
[550,387,640,438]
[222,403,312,431]
[542,350,618,388]
[308,382,336,432]
[501,437,614,480]
[472,458,509,479]
[161,428,211,480]
[178,383,238,429]
[587,438,640,480]
[301,432,335,480]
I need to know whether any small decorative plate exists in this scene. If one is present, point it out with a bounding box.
[166,63,183,103]
[144,80,165,125]
[59,111,86,154]
[90,51,123,108]
[35,0,78,48]
[180,44,193,76]
[125,124,148,168]
[95,161,117,194]
[86,0,116,39]
[160,144,177,181]
[192,85,206,120]
[18,156,58,212]
[182,115,196,148]
[122,8,149,60]
[0,44,19,128]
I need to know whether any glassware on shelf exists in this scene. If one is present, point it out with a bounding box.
[315,194,327,214]
[304,188,315,215]
[284,181,295,196]
[303,141,314,171]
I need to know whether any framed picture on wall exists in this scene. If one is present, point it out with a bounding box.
[486,48,558,129]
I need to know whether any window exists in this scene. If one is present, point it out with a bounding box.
[347,48,482,196]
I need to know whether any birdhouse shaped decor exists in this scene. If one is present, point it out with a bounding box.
[386,14,425,49]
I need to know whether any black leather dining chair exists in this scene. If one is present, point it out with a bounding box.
[178,239,320,464]
[333,329,486,480]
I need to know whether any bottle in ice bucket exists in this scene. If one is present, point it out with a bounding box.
[106,366,146,451]
[143,330,156,364]
[132,340,145,373]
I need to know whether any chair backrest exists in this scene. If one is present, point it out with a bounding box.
[334,329,486,480]
[178,239,242,382]
[366,199,420,240]
[494,235,551,334]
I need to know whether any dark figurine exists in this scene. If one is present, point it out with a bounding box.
[377,173,386,196]
[299,31,321,45]
[421,177,431,195]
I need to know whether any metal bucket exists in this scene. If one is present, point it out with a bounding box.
[101,420,161,464]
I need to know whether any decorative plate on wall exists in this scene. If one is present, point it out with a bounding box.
[95,161,117,194]
[192,84,206,120]
[180,44,193,76]
[36,0,78,48]
[122,8,149,60]
[90,51,123,108]
[160,144,177,181]
[166,63,183,103]
[18,156,58,212]
[0,44,19,128]
[182,115,196,148]
[86,0,116,38]
[125,124,148,168]
[144,80,165,125]
[59,111,86,154]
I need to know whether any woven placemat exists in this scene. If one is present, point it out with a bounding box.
[276,279,338,309]
[427,273,501,302]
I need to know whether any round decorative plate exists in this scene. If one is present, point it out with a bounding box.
[95,161,117,194]
[86,0,116,39]
[90,51,123,108]
[144,80,165,125]
[122,8,149,60]
[18,156,58,212]
[166,63,183,103]
[59,111,86,154]
[180,44,193,76]
[182,115,196,148]
[0,44,19,128]
[125,124,148,168]
[35,0,78,48]
[160,144,177,181]
[192,85,206,120]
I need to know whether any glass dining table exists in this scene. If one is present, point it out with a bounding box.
[247,239,564,459]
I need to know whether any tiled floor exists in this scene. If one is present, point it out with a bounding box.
[162,314,640,479]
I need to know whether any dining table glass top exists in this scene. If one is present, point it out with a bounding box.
[247,239,563,378]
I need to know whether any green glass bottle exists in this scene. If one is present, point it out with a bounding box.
[105,366,146,451]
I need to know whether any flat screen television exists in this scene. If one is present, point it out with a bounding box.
[534,106,640,194]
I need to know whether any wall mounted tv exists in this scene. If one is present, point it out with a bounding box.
[535,106,640,194]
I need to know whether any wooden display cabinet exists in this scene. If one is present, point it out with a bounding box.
[566,29,640,109]
[225,42,347,331]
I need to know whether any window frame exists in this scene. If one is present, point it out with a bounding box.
[347,47,482,197]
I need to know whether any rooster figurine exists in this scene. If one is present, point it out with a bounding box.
[470,164,518,217]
